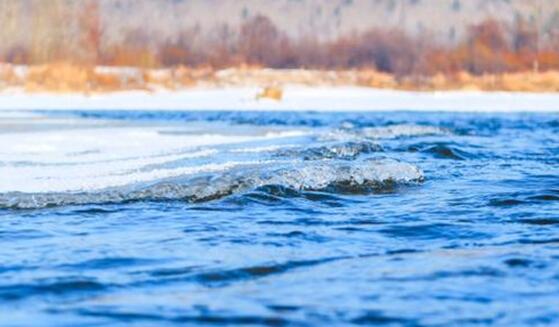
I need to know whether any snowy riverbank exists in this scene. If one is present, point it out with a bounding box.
[0,86,558,112]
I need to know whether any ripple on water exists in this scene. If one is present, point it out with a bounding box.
[0,158,423,209]
[0,278,107,301]
[406,142,478,160]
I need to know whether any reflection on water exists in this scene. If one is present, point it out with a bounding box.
[1,111,559,326]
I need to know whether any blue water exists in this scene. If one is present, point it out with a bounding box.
[1,111,559,326]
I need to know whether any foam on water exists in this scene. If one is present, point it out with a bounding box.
[320,124,447,143]
[0,115,427,208]
[361,124,447,139]
[0,121,310,193]
[0,158,423,209]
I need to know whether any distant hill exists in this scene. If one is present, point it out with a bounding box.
[97,0,559,45]
[1,0,558,48]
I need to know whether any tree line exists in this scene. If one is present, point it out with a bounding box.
[2,8,558,76]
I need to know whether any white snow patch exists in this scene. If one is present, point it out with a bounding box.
[0,86,557,112]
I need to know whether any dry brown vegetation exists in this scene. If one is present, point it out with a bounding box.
[0,63,213,93]
[144,17,559,77]
[1,63,558,94]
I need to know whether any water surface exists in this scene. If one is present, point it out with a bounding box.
[1,110,559,326]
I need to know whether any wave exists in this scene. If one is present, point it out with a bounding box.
[0,117,438,209]
[407,142,476,160]
[361,124,447,139]
[321,124,448,143]
[275,140,383,160]
[0,159,423,209]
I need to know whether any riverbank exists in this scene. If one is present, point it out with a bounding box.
[1,86,559,112]
[1,64,559,94]
[1,64,559,112]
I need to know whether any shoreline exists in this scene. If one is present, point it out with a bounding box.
[1,86,559,112]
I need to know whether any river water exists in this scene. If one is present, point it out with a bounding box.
[1,110,558,326]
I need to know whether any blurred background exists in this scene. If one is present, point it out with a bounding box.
[1,0,559,91]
